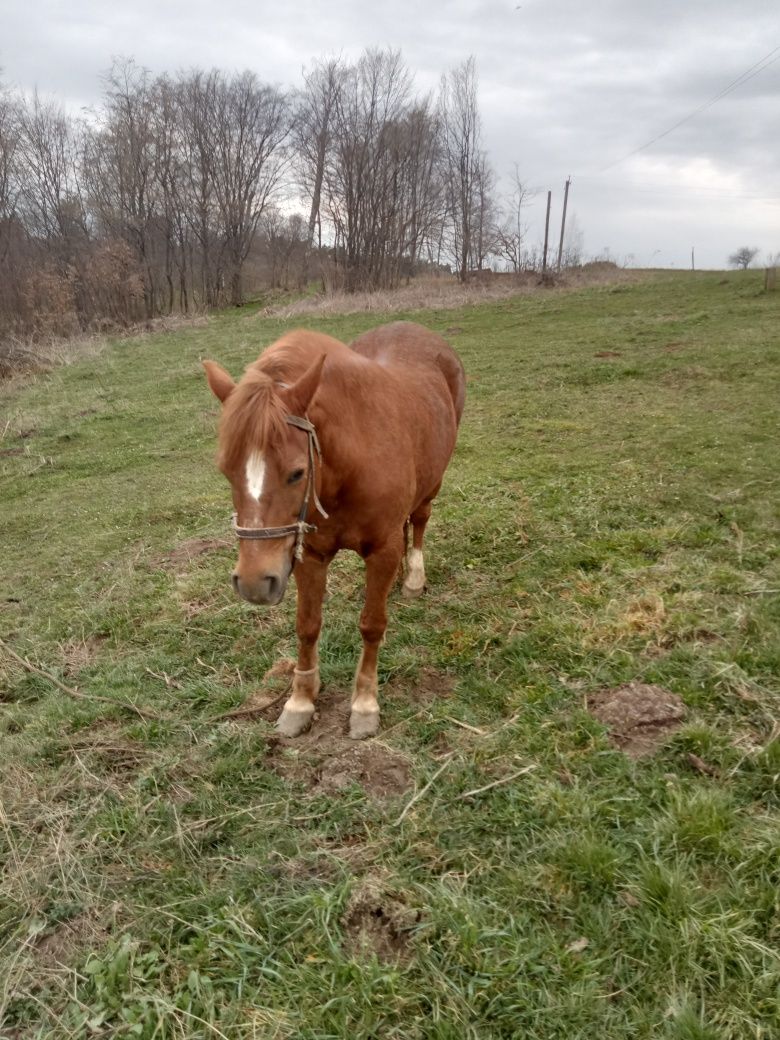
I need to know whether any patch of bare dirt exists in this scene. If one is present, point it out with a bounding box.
[594,350,623,358]
[34,911,107,969]
[251,677,412,800]
[317,744,412,798]
[342,877,419,963]
[159,537,231,569]
[386,665,456,705]
[588,683,686,758]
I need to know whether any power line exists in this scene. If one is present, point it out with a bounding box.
[571,176,780,202]
[599,44,780,172]
[521,181,780,203]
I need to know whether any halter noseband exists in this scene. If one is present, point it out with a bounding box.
[231,414,329,563]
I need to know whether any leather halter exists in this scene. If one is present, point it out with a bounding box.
[231,414,329,562]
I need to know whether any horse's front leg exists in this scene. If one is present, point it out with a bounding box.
[351,534,404,739]
[277,555,330,738]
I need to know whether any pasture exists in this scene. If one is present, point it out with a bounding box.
[1,270,778,1039]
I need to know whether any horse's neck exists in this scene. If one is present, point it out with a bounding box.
[313,366,377,496]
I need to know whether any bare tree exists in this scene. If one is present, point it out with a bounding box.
[294,58,344,283]
[324,49,412,290]
[204,71,290,306]
[471,151,499,271]
[494,164,532,272]
[1,49,533,351]
[84,59,160,317]
[318,49,443,291]
[728,246,759,270]
[259,206,307,288]
[178,70,223,307]
[149,74,189,313]
[395,98,444,279]
[439,56,482,281]
[16,90,84,243]
[0,81,20,256]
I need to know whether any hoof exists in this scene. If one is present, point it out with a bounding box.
[402,580,425,599]
[277,705,314,738]
[349,710,380,740]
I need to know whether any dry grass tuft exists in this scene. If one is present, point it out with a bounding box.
[0,314,210,385]
[266,269,637,319]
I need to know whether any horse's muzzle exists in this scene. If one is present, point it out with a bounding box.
[232,569,289,606]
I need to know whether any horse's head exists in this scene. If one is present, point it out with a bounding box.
[203,353,325,606]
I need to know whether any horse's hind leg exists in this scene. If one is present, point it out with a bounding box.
[277,556,329,738]
[402,499,433,599]
[352,533,404,739]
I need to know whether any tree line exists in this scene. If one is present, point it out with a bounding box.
[0,51,552,343]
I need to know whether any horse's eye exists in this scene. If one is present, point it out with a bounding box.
[288,468,305,485]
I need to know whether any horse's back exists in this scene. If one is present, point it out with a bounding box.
[349,322,465,425]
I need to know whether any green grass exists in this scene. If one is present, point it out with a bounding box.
[1,270,779,1039]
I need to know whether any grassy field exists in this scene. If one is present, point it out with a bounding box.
[1,271,778,1039]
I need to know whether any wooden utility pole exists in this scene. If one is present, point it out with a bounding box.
[542,190,552,276]
[691,246,695,271]
[556,177,571,271]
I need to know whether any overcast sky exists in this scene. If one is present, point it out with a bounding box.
[2,0,779,269]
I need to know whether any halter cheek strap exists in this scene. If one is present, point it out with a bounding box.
[231,414,328,562]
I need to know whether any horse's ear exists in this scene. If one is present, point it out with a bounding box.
[202,360,235,404]
[283,353,326,415]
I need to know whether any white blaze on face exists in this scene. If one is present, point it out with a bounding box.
[245,452,266,502]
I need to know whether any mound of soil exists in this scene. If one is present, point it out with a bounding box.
[225,658,414,799]
[256,680,412,800]
[317,744,412,799]
[159,537,231,569]
[266,702,412,801]
[342,877,419,963]
[588,682,685,758]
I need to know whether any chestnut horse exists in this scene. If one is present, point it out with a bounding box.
[203,321,465,739]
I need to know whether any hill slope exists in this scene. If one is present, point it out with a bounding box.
[1,271,779,1038]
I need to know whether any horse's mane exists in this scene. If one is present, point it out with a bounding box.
[218,365,288,471]
[217,335,335,471]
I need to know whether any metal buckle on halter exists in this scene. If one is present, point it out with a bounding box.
[230,413,328,563]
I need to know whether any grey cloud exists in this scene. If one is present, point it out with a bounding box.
[2,0,778,266]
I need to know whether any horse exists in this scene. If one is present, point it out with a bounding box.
[203,321,465,739]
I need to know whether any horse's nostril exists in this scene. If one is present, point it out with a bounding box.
[265,575,279,601]
[232,572,240,595]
